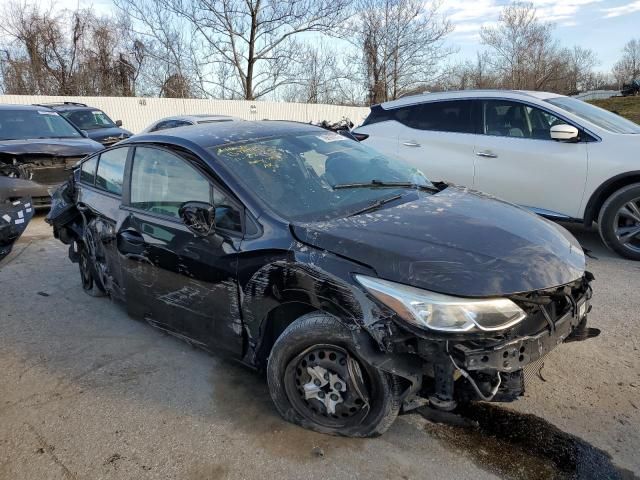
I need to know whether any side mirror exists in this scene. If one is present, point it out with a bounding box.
[80,129,89,138]
[179,201,216,236]
[115,120,123,127]
[550,124,579,142]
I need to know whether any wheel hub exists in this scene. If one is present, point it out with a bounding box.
[615,197,640,252]
[286,345,369,427]
[302,365,347,415]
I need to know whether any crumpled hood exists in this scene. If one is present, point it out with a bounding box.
[0,138,103,156]
[292,186,585,297]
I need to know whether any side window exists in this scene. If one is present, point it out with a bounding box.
[482,100,565,140]
[95,148,128,195]
[80,156,98,185]
[130,147,242,232]
[394,101,474,133]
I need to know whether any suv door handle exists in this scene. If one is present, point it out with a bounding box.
[402,141,421,147]
[476,151,498,158]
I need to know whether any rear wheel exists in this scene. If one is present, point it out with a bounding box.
[598,183,640,260]
[267,312,401,437]
[78,240,106,297]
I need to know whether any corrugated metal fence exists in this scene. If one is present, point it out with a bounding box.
[0,95,370,134]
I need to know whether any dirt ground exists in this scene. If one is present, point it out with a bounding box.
[1,215,639,480]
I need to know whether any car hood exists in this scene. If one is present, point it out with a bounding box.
[86,127,132,143]
[291,186,585,297]
[0,138,103,156]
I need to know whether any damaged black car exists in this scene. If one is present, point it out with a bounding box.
[0,104,104,208]
[0,176,35,261]
[47,121,597,437]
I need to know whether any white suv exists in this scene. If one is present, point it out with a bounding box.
[353,90,640,259]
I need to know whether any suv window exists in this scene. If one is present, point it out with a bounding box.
[80,156,98,184]
[130,147,242,231]
[95,148,128,195]
[482,100,564,140]
[395,100,474,133]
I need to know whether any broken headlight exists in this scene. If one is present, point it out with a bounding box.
[355,275,526,332]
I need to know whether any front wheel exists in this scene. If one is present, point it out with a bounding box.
[598,183,640,260]
[267,312,401,437]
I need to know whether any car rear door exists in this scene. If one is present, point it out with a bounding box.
[118,145,244,355]
[473,99,588,219]
[392,100,477,187]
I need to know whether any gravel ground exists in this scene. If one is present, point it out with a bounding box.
[0,216,638,480]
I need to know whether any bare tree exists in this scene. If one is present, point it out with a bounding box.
[115,0,352,100]
[563,45,599,93]
[0,2,145,96]
[481,2,564,91]
[345,0,452,104]
[613,39,640,87]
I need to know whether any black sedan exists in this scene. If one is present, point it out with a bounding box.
[47,121,597,436]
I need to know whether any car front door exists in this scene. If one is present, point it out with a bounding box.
[118,145,244,355]
[394,100,477,187]
[473,99,588,219]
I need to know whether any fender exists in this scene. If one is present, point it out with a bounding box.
[583,170,640,226]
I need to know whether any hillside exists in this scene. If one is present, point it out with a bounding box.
[589,96,640,124]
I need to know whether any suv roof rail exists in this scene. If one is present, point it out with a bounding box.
[32,101,88,108]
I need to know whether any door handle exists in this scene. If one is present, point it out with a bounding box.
[402,141,421,147]
[476,151,498,158]
[118,230,145,255]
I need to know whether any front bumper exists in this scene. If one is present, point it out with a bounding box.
[454,296,591,373]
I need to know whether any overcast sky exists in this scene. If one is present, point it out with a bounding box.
[38,0,640,73]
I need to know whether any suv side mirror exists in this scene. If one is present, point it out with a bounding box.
[550,124,579,142]
[80,129,90,138]
[115,120,123,127]
[179,201,216,236]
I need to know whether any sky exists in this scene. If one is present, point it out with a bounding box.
[32,0,640,74]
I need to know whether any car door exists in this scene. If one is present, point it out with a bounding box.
[75,147,130,299]
[393,100,477,187]
[118,145,244,355]
[473,99,588,219]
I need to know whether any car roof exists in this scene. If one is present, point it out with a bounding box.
[0,104,57,111]
[125,120,327,149]
[378,89,565,109]
[31,102,98,112]
[155,114,239,123]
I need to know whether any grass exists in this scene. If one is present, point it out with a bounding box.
[588,96,640,124]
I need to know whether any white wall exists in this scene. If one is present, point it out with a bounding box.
[0,95,370,133]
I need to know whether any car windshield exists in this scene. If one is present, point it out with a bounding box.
[212,131,433,221]
[61,109,116,130]
[0,109,83,140]
[546,97,640,134]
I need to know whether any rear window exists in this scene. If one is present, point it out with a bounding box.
[96,148,128,195]
[363,101,475,134]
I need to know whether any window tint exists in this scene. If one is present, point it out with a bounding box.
[80,156,98,184]
[482,100,565,140]
[0,109,82,140]
[130,147,242,231]
[394,100,474,133]
[62,110,115,130]
[95,148,128,195]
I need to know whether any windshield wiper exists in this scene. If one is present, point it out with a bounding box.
[347,194,403,217]
[334,179,439,192]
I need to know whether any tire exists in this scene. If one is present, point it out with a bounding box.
[78,241,107,297]
[267,312,401,437]
[598,183,640,260]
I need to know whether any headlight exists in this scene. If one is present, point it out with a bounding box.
[355,275,526,332]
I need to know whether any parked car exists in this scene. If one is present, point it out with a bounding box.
[0,105,104,208]
[621,79,640,97]
[0,176,36,260]
[140,114,239,133]
[47,121,597,437]
[37,102,132,146]
[353,90,640,260]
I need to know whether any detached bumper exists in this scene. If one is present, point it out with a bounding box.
[453,296,592,373]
